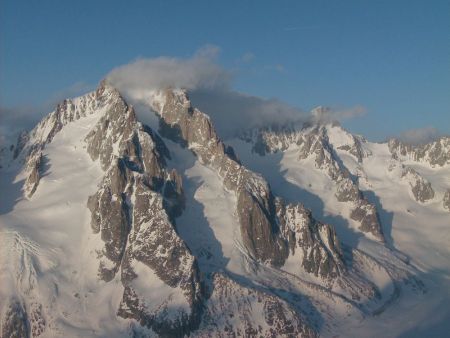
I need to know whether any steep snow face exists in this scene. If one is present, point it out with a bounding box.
[0,85,202,337]
[359,141,450,271]
[0,93,131,337]
[353,140,450,337]
[235,124,384,241]
[233,121,450,337]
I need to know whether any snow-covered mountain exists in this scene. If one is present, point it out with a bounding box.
[0,82,449,337]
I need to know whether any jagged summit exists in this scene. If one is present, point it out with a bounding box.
[0,81,448,337]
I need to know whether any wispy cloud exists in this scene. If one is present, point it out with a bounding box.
[189,89,306,138]
[2,45,370,144]
[310,105,366,124]
[107,45,230,92]
[107,46,307,138]
[397,126,444,145]
[106,45,374,138]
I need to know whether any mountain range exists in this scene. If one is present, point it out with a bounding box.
[0,81,449,337]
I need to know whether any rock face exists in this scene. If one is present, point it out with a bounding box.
[444,189,450,211]
[240,124,384,241]
[23,152,43,198]
[276,200,345,280]
[0,300,29,338]
[401,166,435,203]
[153,89,289,266]
[197,274,317,338]
[150,89,376,292]
[388,137,450,167]
[85,85,203,335]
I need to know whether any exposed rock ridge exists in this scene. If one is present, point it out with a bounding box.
[388,137,450,167]
[153,89,289,266]
[0,299,29,338]
[19,82,118,197]
[400,166,435,203]
[240,124,384,241]
[152,89,355,284]
[84,84,202,335]
[276,199,345,281]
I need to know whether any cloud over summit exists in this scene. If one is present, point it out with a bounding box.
[397,126,443,145]
[1,46,371,144]
[106,45,231,92]
[107,46,310,138]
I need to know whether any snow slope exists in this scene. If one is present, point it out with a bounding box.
[230,123,450,337]
[0,105,135,337]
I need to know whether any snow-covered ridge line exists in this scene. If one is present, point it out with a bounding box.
[13,82,120,198]
[148,88,401,308]
[238,123,384,241]
[388,137,450,167]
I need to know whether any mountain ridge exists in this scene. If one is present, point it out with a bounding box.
[0,81,448,337]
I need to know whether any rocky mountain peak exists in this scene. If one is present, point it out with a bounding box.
[236,121,384,242]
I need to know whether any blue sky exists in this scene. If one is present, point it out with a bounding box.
[1,0,449,141]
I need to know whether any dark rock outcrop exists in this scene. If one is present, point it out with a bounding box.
[118,176,203,336]
[276,200,345,281]
[443,189,450,211]
[23,152,43,198]
[1,300,29,338]
[401,166,435,203]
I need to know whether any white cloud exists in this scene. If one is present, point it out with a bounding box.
[0,106,34,146]
[107,46,308,138]
[106,46,372,139]
[398,126,443,145]
[189,88,306,138]
[1,46,371,145]
[310,105,366,125]
[106,45,230,92]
